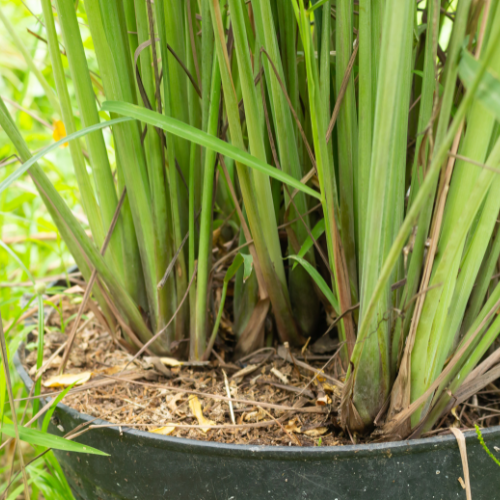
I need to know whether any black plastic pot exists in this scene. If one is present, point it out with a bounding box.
[14,348,500,500]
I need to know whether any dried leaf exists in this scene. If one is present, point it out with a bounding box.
[322,382,341,397]
[151,426,176,436]
[303,427,328,437]
[43,372,91,388]
[52,120,68,147]
[283,420,328,437]
[166,393,184,412]
[158,357,183,367]
[284,419,301,433]
[189,396,215,433]
[102,365,127,375]
[270,367,289,384]
[450,428,471,500]
[231,364,259,380]
[29,356,62,376]
[244,407,267,422]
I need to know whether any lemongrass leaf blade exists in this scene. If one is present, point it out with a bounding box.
[102,101,321,200]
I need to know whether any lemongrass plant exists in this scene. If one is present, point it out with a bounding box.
[2,0,500,439]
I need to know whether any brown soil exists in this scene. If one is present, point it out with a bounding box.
[23,296,500,447]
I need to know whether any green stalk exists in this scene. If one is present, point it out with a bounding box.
[357,0,373,277]
[134,0,176,337]
[155,0,189,344]
[92,0,170,343]
[410,13,500,424]
[348,0,415,427]
[392,0,472,364]
[347,21,500,429]
[251,0,319,336]
[411,134,500,424]
[406,1,439,210]
[425,282,500,433]
[209,0,300,345]
[461,221,500,336]
[435,159,500,360]
[82,0,146,310]
[276,1,300,156]
[188,140,197,358]
[163,0,190,232]
[336,0,358,295]
[123,0,139,65]
[201,0,215,133]
[185,0,203,214]
[194,52,222,359]
[291,0,354,363]
[40,0,106,269]
[54,0,120,260]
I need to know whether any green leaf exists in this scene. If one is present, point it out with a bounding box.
[224,253,252,285]
[459,49,500,121]
[102,101,321,201]
[0,421,109,456]
[241,254,253,283]
[224,254,244,284]
[0,117,132,195]
[42,383,76,433]
[288,255,339,313]
[308,0,329,13]
[292,218,325,270]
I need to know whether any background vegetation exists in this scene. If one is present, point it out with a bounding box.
[1,1,86,497]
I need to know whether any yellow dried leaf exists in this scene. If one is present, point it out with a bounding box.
[43,371,91,388]
[322,382,341,396]
[244,407,267,422]
[166,393,185,412]
[284,419,301,433]
[151,425,176,436]
[158,357,183,367]
[52,120,68,147]
[189,396,215,433]
[284,420,328,437]
[102,365,126,375]
[303,427,328,437]
[270,367,289,384]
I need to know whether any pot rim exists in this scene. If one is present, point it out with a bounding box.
[14,346,500,460]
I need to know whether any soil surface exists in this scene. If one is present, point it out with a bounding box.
[23,295,500,447]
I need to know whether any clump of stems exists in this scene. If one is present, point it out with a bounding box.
[1,0,500,438]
